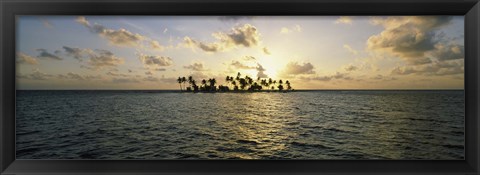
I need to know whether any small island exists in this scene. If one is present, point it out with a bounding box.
[177,72,294,93]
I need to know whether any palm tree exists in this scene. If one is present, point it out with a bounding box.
[261,79,268,90]
[177,77,183,91]
[247,77,253,89]
[209,78,217,91]
[191,80,199,92]
[182,77,187,91]
[236,72,241,81]
[188,76,193,85]
[225,76,230,88]
[232,80,238,91]
[278,84,284,91]
[201,79,207,90]
[186,76,193,91]
[286,80,291,90]
[239,78,247,90]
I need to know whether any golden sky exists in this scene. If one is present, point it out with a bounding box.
[16,16,464,90]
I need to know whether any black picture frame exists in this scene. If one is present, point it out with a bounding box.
[1,0,479,174]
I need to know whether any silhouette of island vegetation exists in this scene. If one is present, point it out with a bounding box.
[177,72,294,93]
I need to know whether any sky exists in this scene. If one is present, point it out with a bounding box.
[16,16,464,90]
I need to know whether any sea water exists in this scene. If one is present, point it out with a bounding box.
[15,90,464,159]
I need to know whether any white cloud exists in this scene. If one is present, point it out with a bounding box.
[283,62,316,75]
[183,24,261,52]
[16,52,39,65]
[343,44,358,55]
[335,16,353,25]
[138,54,173,69]
[367,16,453,65]
[76,16,166,50]
[184,62,208,71]
[280,24,302,34]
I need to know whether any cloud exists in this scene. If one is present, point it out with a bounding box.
[40,18,53,28]
[344,64,358,72]
[112,77,140,83]
[138,54,173,68]
[63,46,124,69]
[280,27,290,34]
[145,71,153,75]
[280,24,302,34]
[36,49,62,60]
[76,16,165,50]
[159,76,178,84]
[106,71,128,77]
[184,62,207,71]
[155,68,166,71]
[343,44,358,55]
[150,40,165,51]
[142,75,178,83]
[371,74,398,81]
[218,16,255,22]
[243,56,256,61]
[184,36,221,52]
[367,16,453,65]
[17,69,53,80]
[57,72,101,81]
[301,72,353,82]
[187,71,210,80]
[143,76,158,82]
[431,43,464,61]
[283,62,315,75]
[76,16,90,27]
[16,52,39,65]
[335,16,353,24]
[230,60,255,69]
[59,72,85,80]
[391,59,463,76]
[109,68,119,72]
[183,24,261,52]
[63,46,88,61]
[262,47,271,55]
[215,24,260,47]
[256,63,268,78]
[86,49,124,69]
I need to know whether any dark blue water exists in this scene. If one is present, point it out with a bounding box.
[16,90,464,159]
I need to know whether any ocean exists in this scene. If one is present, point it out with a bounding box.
[15,90,464,159]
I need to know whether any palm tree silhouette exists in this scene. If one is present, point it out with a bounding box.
[177,77,183,91]
[278,80,284,91]
[208,78,217,91]
[176,74,294,93]
[236,72,241,81]
[188,76,193,85]
[182,77,187,91]
[278,84,284,91]
[225,76,231,88]
[239,78,247,90]
[201,79,207,91]
[286,80,292,90]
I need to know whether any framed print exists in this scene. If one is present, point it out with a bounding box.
[1,0,479,174]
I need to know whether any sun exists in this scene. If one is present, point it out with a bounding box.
[257,56,284,80]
